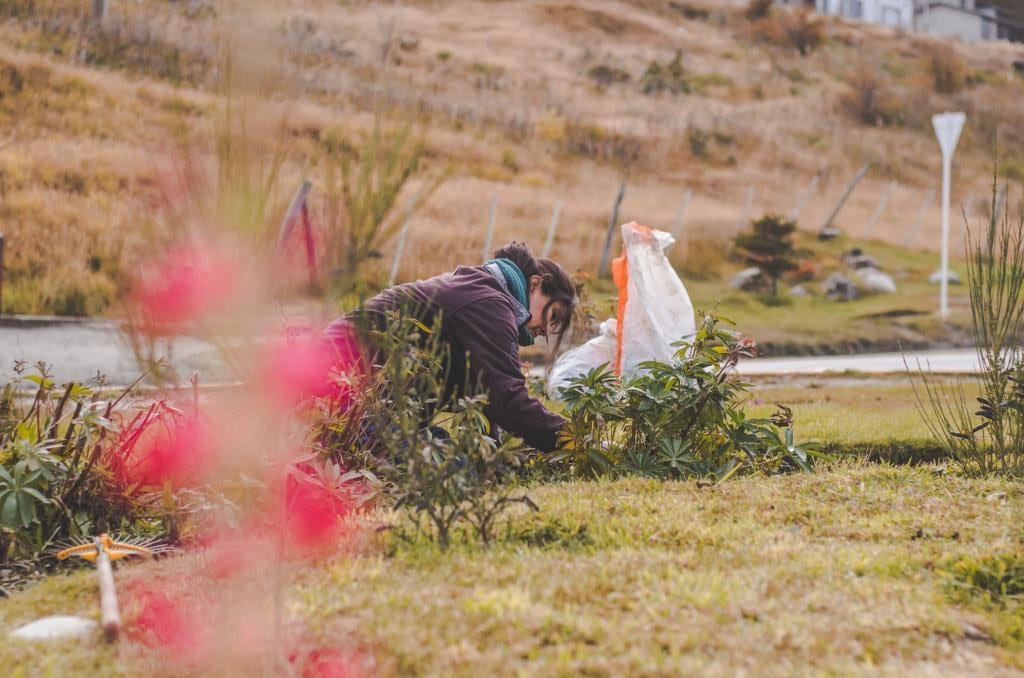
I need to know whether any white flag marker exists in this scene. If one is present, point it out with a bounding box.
[932,112,966,319]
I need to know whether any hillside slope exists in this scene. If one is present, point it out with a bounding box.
[0,0,1022,315]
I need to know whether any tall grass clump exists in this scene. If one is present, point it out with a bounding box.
[911,180,1024,477]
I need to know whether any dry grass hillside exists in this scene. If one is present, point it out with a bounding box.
[1,0,1023,315]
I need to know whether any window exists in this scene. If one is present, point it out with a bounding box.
[841,0,863,19]
[881,6,902,27]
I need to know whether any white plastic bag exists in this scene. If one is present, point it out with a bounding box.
[547,222,696,400]
[546,319,617,400]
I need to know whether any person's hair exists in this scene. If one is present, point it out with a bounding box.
[492,241,578,355]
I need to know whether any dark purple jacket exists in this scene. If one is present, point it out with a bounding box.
[326,265,564,452]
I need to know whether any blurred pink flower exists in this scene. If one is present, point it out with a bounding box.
[281,472,353,554]
[260,339,344,407]
[114,410,217,490]
[133,245,238,335]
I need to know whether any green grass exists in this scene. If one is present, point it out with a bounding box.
[2,465,1021,674]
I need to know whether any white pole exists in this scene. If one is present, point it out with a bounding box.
[862,181,897,241]
[940,153,952,318]
[931,112,966,320]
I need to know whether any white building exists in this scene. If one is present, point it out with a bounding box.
[916,2,1000,42]
[815,0,916,29]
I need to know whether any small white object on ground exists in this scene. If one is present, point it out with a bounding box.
[857,268,897,293]
[10,615,97,640]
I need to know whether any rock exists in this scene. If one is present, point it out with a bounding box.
[1014,60,1024,75]
[822,273,858,301]
[928,269,961,285]
[818,226,842,241]
[730,267,764,292]
[789,284,809,298]
[857,268,896,293]
[842,248,881,270]
[10,616,97,641]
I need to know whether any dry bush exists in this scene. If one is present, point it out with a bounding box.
[750,8,825,57]
[921,43,966,95]
[840,61,903,127]
[744,0,773,21]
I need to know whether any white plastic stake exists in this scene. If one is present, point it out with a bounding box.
[862,181,897,241]
[932,111,966,319]
[482,196,497,261]
[736,186,756,232]
[541,201,562,258]
[790,174,819,222]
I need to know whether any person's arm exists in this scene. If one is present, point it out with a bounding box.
[448,299,564,452]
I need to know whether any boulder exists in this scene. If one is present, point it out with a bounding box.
[857,268,897,293]
[818,226,842,241]
[822,272,858,301]
[790,284,809,298]
[730,267,764,292]
[842,248,881,270]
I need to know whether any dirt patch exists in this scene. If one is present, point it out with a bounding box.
[538,3,650,37]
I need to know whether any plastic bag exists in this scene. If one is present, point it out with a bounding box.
[546,319,617,400]
[547,222,696,400]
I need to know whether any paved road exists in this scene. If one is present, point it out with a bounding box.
[0,318,227,386]
[738,348,980,376]
[0,318,983,387]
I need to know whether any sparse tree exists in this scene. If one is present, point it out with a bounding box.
[733,214,799,298]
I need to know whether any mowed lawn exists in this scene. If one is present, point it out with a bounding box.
[2,465,1022,676]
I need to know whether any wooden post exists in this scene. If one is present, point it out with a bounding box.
[790,174,819,222]
[994,184,1007,224]
[819,163,871,236]
[862,180,898,241]
[300,203,317,289]
[671,189,693,238]
[92,0,108,26]
[598,182,627,278]
[0,233,4,316]
[388,196,417,286]
[735,185,756,232]
[903,188,935,249]
[275,180,313,256]
[94,537,120,642]
[482,196,497,261]
[541,201,562,259]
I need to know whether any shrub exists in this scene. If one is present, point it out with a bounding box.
[0,363,162,562]
[911,181,1024,478]
[752,8,825,57]
[922,43,965,95]
[733,214,799,298]
[318,113,445,299]
[557,313,821,480]
[587,64,631,88]
[840,62,902,126]
[315,310,536,548]
[745,0,773,21]
[945,553,1024,607]
[641,51,689,96]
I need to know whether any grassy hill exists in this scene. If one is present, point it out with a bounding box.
[0,0,1022,321]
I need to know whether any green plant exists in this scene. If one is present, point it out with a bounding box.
[0,363,155,561]
[641,51,689,96]
[733,214,799,298]
[945,553,1024,607]
[557,313,821,480]
[319,113,444,299]
[911,180,1024,477]
[315,310,536,548]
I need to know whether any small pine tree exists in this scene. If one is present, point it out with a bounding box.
[733,214,799,298]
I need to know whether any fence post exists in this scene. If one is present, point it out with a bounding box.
[541,200,562,259]
[388,196,417,286]
[790,174,819,222]
[994,184,1007,224]
[482,196,497,261]
[903,188,935,249]
[819,163,871,236]
[92,0,107,27]
[275,180,313,256]
[598,182,627,279]
[300,203,317,290]
[0,233,4,316]
[671,188,693,256]
[862,180,898,241]
[735,185,756,232]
